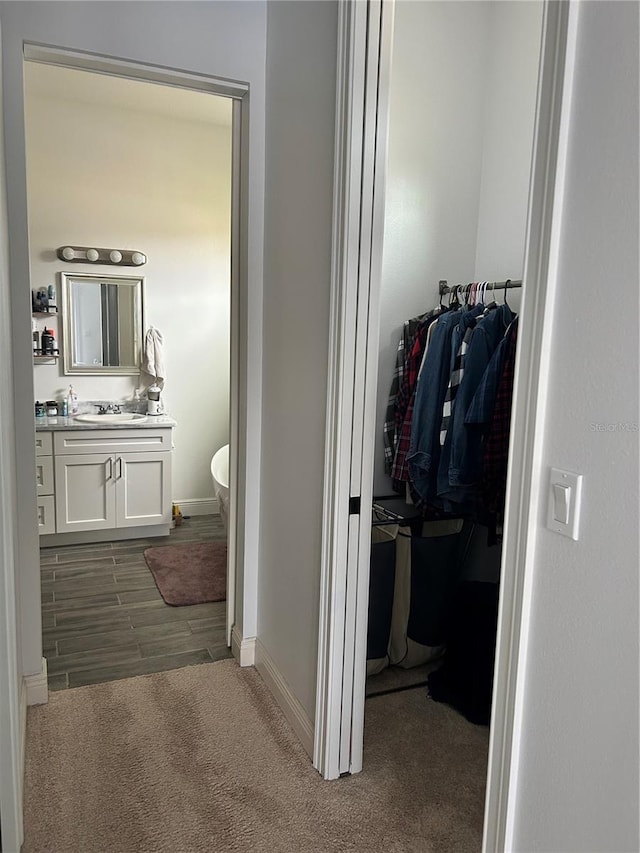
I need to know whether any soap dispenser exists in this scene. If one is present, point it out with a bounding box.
[67,385,79,415]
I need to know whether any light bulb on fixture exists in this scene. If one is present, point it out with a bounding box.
[61,246,75,261]
[131,252,146,266]
[109,250,123,263]
[86,249,99,262]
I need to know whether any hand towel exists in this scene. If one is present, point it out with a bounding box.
[141,327,166,389]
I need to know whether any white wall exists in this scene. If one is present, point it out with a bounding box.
[474,2,542,279]
[259,0,337,721]
[0,0,266,678]
[374,1,542,495]
[511,3,639,849]
[24,75,232,504]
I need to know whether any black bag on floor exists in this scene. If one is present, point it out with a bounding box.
[427,580,500,725]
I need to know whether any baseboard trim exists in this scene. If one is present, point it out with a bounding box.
[40,524,170,547]
[231,626,256,667]
[24,657,48,706]
[20,676,27,800]
[175,498,219,517]
[255,640,314,759]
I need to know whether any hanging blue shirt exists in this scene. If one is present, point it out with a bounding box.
[465,318,518,428]
[437,303,514,505]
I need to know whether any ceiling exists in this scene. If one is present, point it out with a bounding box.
[24,62,233,127]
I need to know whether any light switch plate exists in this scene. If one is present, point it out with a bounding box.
[547,467,583,540]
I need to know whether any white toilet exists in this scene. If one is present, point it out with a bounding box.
[210,444,230,534]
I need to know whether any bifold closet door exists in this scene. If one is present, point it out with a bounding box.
[337,0,393,777]
[314,0,394,781]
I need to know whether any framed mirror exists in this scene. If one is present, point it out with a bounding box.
[61,272,145,375]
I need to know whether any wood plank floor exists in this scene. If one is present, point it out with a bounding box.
[40,514,232,691]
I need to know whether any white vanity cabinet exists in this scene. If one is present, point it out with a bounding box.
[35,431,55,535]
[38,426,173,541]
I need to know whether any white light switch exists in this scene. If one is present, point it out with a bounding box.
[552,483,571,524]
[548,468,583,540]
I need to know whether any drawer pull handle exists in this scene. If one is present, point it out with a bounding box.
[106,458,113,481]
[117,457,123,480]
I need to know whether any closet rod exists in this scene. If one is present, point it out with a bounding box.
[438,278,523,296]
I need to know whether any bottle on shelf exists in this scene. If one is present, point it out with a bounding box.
[31,287,57,314]
[40,327,55,355]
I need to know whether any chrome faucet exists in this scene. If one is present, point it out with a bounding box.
[95,403,122,415]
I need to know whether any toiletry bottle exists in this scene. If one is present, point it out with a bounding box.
[41,327,53,355]
[60,398,68,417]
[35,401,45,418]
[47,283,56,309]
[67,385,79,415]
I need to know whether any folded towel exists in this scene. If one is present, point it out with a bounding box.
[141,327,166,390]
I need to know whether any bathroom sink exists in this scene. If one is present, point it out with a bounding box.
[73,413,148,425]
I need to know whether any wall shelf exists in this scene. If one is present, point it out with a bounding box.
[33,351,60,363]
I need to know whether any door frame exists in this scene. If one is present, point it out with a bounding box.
[0,381,23,853]
[314,0,579,848]
[22,43,246,648]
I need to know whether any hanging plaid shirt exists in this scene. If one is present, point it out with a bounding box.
[482,323,518,516]
[383,310,437,476]
[390,316,436,488]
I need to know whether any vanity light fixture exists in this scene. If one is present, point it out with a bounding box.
[56,246,147,267]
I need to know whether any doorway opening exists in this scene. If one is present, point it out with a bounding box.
[364,0,541,774]
[23,51,243,692]
[316,0,576,849]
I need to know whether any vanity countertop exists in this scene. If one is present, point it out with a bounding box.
[35,415,177,431]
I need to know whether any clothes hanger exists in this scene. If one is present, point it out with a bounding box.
[503,279,511,307]
[449,285,461,310]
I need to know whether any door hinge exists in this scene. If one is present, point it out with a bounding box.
[349,496,361,515]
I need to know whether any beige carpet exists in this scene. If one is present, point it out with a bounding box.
[23,660,488,852]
